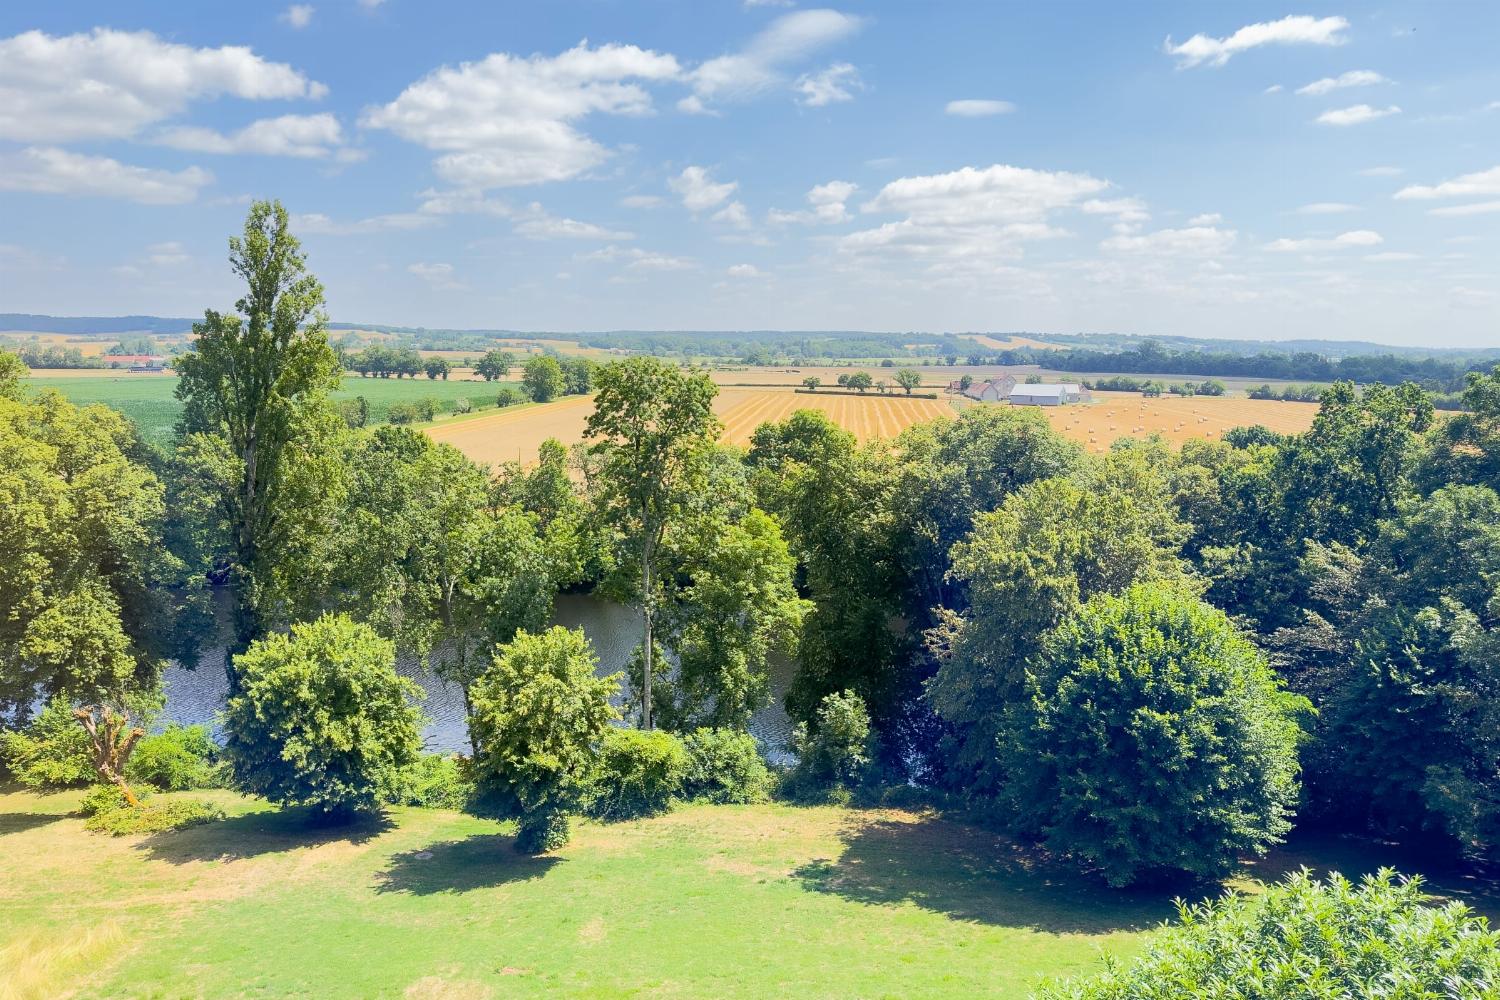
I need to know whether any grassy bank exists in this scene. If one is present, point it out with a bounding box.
[4,787,1496,999]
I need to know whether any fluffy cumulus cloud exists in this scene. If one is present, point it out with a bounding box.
[513,203,634,241]
[682,9,862,113]
[0,28,326,143]
[1264,229,1383,252]
[1165,15,1348,68]
[1396,165,1500,217]
[582,245,697,272]
[1316,104,1401,126]
[1296,70,1389,96]
[362,41,681,188]
[1188,212,1223,225]
[770,179,857,224]
[669,165,738,212]
[154,113,345,158]
[944,99,1015,117]
[0,146,211,204]
[711,201,752,228]
[795,62,861,107]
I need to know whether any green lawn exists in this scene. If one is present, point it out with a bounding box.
[24,374,519,447]
[4,788,1494,999]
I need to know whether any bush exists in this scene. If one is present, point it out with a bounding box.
[127,724,222,791]
[414,397,440,421]
[0,698,95,790]
[85,797,226,836]
[467,626,619,852]
[496,386,522,407]
[1033,870,1500,999]
[782,690,875,803]
[222,614,424,820]
[389,753,471,809]
[387,402,419,425]
[449,397,473,415]
[999,583,1308,886]
[681,728,772,804]
[79,782,157,817]
[587,728,688,820]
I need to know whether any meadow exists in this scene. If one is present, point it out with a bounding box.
[4,786,1492,1000]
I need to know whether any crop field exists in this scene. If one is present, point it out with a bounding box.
[1033,391,1322,452]
[716,388,954,445]
[424,393,597,466]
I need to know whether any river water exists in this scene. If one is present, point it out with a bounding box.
[157,594,796,756]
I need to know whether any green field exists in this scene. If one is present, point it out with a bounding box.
[25,374,519,447]
[3,787,1494,999]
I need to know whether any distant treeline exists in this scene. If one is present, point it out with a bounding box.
[3,343,169,369]
[987,340,1493,393]
[0,314,194,335]
[574,330,983,362]
[1030,331,1500,360]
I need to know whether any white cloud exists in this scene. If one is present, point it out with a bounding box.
[795,62,861,107]
[1102,226,1237,257]
[1081,197,1150,223]
[1263,84,1284,94]
[408,261,463,290]
[945,99,1015,117]
[711,200,752,228]
[1296,202,1359,214]
[358,0,385,8]
[1165,15,1348,68]
[770,179,857,224]
[582,245,697,271]
[1360,166,1403,177]
[1264,229,1383,252]
[362,41,680,188]
[1316,104,1401,126]
[670,165,738,211]
[1427,200,1500,217]
[513,203,634,240]
[280,5,315,29]
[0,147,211,204]
[1395,165,1500,200]
[685,9,862,111]
[415,189,512,217]
[0,28,326,143]
[154,113,345,158]
[292,211,439,235]
[726,263,766,277]
[620,194,665,209]
[1364,251,1420,261]
[1188,212,1223,225]
[1296,70,1388,96]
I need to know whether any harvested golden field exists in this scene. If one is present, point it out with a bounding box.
[715,388,952,445]
[1037,391,1321,452]
[968,333,1066,351]
[423,395,596,466]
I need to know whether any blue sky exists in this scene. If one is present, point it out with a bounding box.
[1,2,1497,346]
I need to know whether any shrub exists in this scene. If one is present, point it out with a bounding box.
[587,728,688,820]
[85,797,226,836]
[522,356,566,403]
[782,690,875,803]
[496,386,522,407]
[387,402,419,425]
[0,698,95,790]
[415,397,440,421]
[389,753,471,810]
[999,583,1308,886]
[467,626,619,852]
[222,614,424,820]
[449,397,473,415]
[127,724,222,791]
[79,782,157,817]
[681,728,772,804]
[1033,870,1500,999]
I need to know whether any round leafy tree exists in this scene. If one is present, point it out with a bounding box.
[1034,870,1500,999]
[222,614,423,820]
[521,356,566,403]
[467,626,618,853]
[1000,582,1308,886]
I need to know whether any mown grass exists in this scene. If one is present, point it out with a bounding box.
[24,374,521,447]
[4,787,1494,1000]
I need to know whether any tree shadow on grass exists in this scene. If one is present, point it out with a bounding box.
[373,834,562,895]
[136,806,395,864]
[791,814,1179,935]
[0,811,66,835]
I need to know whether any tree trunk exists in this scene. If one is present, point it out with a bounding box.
[641,530,653,731]
[75,706,144,808]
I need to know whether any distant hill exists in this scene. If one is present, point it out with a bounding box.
[0,314,197,336]
[1029,331,1500,361]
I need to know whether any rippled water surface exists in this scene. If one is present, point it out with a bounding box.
[158,593,795,754]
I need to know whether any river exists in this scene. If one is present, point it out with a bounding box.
[156,594,797,756]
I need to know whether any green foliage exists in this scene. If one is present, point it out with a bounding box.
[1000,583,1307,886]
[474,349,515,381]
[449,396,472,415]
[561,356,596,395]
[495,386,522,407]
[894,368,922,394]
[389,754,472,810]
[680,728,772,803]
[0,349,27,397]
[587,728,689,820]
[78,781,146,816]
[522,355,566,402]
[467,626,619,852]
[0,697,95,789]
[85,797,226,836]
[222,615,424,818]
[1033,870,1500,999]
[784,690,875,802]
[127,724,222,791]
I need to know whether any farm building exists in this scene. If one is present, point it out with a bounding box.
[962,375,1017,402]
[1009,383,1091,406]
